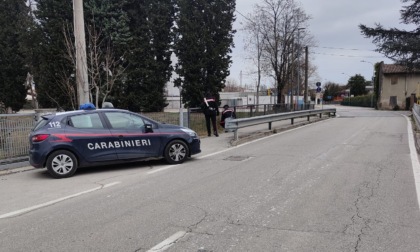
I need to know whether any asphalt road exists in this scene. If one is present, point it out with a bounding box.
[1,106,420,251]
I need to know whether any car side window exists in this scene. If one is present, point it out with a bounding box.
[104,112,145,129]
[68,113,104,129]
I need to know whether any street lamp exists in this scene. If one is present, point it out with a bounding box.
[361,60,375,108]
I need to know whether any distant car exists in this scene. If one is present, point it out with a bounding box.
[29,108,201,178]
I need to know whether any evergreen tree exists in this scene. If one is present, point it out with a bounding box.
[347,74,367,97]
[0,0,30,112]
[360,0,420,69]
[174,0,236,108]
[33,0,75,110]
[116,0,175,112]
[323,82,345,102]
[84,0,131,55]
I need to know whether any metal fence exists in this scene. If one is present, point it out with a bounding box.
[0,113,36,164]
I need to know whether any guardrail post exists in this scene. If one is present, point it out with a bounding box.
[269,122,272,130]
[319,113,322,118]
[307,115,310,121]
[233,130,238,141]
[291,118,294,125]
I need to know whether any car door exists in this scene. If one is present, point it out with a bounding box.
[65,112,118,162]
[103,111,162,159]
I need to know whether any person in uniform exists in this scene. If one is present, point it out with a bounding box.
[202,93,219,137]
[220,104,236,129]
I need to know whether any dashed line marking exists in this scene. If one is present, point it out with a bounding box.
[147,231,187,252]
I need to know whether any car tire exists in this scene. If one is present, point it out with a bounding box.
[164,140,189,164]
[46,150,78,178]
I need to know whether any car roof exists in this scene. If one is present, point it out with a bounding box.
[41,108,132,119]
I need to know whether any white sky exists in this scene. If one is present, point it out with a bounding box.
[230,0,414,89]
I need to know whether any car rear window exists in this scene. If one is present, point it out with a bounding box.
[32,117,51,131]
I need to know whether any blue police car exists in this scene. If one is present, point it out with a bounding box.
[29,107,201,178]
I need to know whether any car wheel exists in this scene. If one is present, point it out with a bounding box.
[46,150,78,178]
[164,140,189,164]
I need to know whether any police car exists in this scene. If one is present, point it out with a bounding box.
[29,106,201,178]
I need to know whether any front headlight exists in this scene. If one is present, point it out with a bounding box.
[181,128,198,137]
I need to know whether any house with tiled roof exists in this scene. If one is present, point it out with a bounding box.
[378,62,420,109]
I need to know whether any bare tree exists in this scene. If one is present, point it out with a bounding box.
[63,23,127,109]
[52,68,78,110]
[243,12,265,109]
[62,24,79,110]
[248,0,311,104]
[87,26,127,108]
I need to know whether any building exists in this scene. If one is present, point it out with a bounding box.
[378,62,420,110]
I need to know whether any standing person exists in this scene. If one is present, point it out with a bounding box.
[202,93,219,137]
[220,104,236,130]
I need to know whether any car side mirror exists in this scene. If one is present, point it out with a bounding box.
[145,124,153,133]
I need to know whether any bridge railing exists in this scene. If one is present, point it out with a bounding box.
[225,108,337,140]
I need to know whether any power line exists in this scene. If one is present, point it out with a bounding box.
[311,52,383,59]
[312,46,377,52]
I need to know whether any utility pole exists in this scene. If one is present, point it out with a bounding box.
[73,0,90,106]
[304,46,308,108]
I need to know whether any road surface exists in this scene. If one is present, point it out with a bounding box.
[0,106,419,251]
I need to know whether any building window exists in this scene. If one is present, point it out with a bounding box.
[391,76,398,85]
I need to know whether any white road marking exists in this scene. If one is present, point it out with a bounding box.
[0,181,120,219]
[405,115,420,210]
[147,231,187,252]
[147,165,178,175]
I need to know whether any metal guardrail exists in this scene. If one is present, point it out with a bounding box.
[413,104,420,129]
[225,108,337,140]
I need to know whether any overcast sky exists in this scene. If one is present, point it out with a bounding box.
[229,0,413,88]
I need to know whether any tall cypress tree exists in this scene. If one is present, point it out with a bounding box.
[84,0,131,55]
[0,1,30,112]
[115,0,175,112]
[174,0,236,108]
[33,0,75,110]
